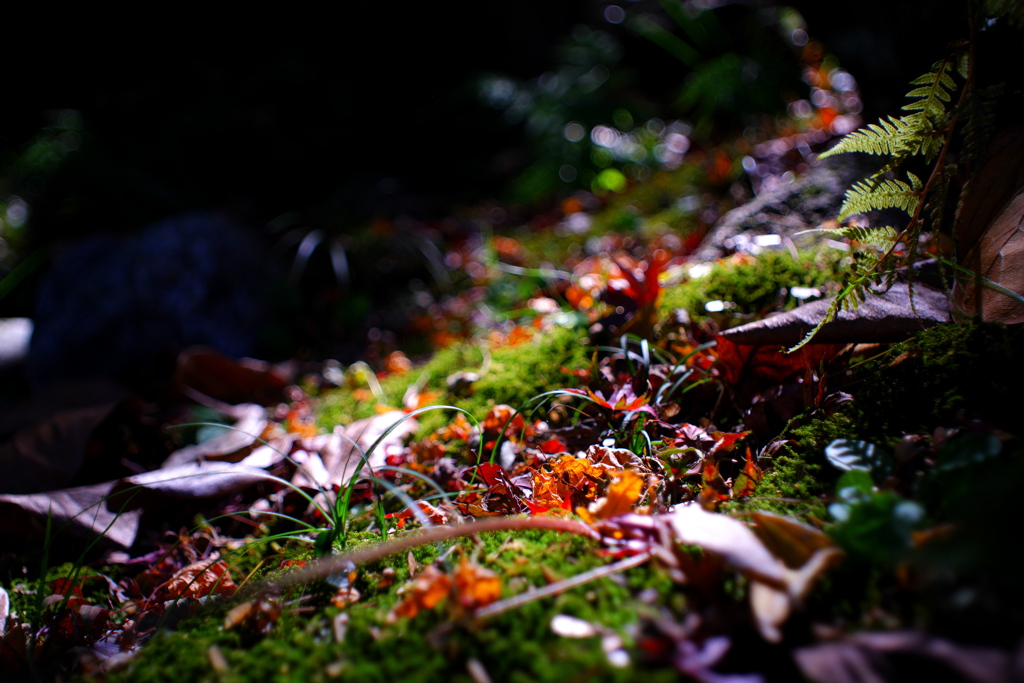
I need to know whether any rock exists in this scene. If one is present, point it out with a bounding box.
[28,211,278,391]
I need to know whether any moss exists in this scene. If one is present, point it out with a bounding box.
[659,248,845,324]
[317,326,592,436]
[854,321,1024,438]
[107,528,682,683]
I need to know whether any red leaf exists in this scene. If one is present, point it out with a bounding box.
[714,334,844,386]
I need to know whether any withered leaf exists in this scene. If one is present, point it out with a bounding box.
[453,558,502,610]
[717,281,949,348]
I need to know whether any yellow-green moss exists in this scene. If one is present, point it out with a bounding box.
[317,326,592,436]
[659,247,845,324]
[106,528,681,683]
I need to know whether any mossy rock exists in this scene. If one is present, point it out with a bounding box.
[659,248,845,325]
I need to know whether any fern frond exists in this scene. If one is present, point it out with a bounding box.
[817,115,923,159]
[902,57,959,122]
[810,224,900,250]
[837,176,922,221]
[787,269,878,353]
[924,163,956,233]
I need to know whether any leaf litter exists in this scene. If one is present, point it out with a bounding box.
[2,85,1021,683]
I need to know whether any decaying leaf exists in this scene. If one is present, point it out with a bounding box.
[318,411,420,484]
[714,335,846,387]
[174,346,289,406]
[388,565,452,622]
[794,630,1019,683]
[453,558,502,610]
[732,451,762,498]
[0,381,127,494]
[162,403,268,467]
[578,469,645,522]
[717,281,949,348]
[158,560,237,600]
[0,481,142,549]
[667,503,842,641]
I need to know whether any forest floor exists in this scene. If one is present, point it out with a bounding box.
[2,91,1023,683]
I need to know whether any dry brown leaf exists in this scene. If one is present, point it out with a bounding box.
[667,504,842,642]
[748,512,837,570]
[0,380,128,494]
[0,481,142,549]
[159,560,236,600]
[318,411,420,485]
[953,125,1024,324]
[795,631,1019,683]
[108,462,269,510]
[174,346,289,406]
[162,404,268,468]
[718,281,949,347]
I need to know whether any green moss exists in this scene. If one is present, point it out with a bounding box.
[659,248,845,324]
[107,528,682,683]
[317,326,592,436]
[854,321,1024,437]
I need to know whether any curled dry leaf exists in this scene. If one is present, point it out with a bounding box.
[578,469,645,523]
[162,403,268,468]
[667,504,842,642]
[0,481,142,549]
[319,411,420,485]
[157,560,236,601]
[717,281,949,348]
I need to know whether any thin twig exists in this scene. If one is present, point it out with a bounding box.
[268,516,600,592]
[471,551,653,621]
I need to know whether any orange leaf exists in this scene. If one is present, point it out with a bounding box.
[580,469,645,522]
[389,566,452,621]
[453,558,502,610]
[699,460,730,508]
[159,560,237,600]
[732,450,762,498]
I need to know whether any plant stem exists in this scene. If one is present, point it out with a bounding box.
[269,516,601,592]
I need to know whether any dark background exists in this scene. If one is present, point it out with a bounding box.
[0,0,984,388]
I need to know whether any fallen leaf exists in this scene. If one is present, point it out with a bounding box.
[579,469,645,523]
[732,451,762,498]
[952,126,1024,324]
[108,462,269,510]
[714,334,845,387]
[794,631,1017,683]
[748,512,836,570]
[0,481,142,549]
[318,411,420,484]
[717,280,949,347]
[0,383,127,493]
[158,560,236,600]
[162,403,268,467]
[174,346,289,406]
[388,565,452,622]
[453,558,502,610]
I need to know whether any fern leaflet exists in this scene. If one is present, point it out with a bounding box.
[817,115,924,159]
[837,174,922,221]
[902,57,959,122]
